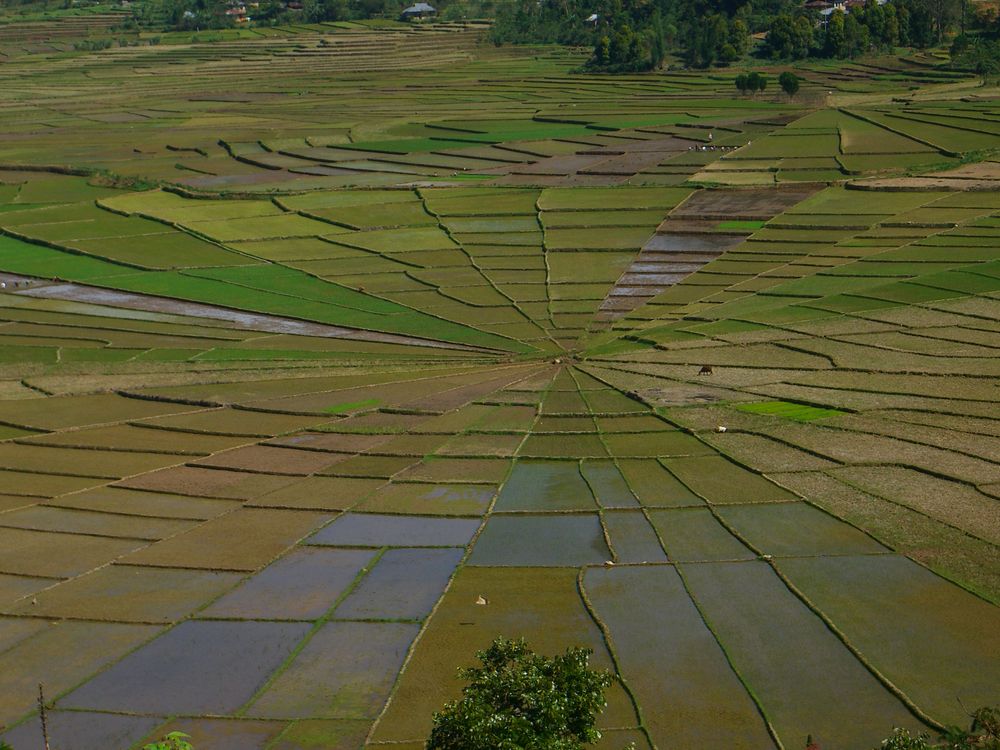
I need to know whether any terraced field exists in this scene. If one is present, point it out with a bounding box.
[0,21,997,750]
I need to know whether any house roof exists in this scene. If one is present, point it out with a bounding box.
[402,2,436,12]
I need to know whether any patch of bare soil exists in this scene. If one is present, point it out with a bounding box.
[670,184,821,219]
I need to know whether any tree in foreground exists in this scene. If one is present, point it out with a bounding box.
[144,732,194,750]
[875,706,1000,750]
[427,637,613,750]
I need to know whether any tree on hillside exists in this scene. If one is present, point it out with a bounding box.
[427,637,613,750]
[824,9,848,55]
[951,33,1000,83]
[764,13,815,59]
[746,70,767,93]
[779,70,800,96]
[649,10,669,68]
[302,0,349,21]
[921,0,960,42]
[897,0,938,45]
[683,12,749,67]
[588,22,652,71]
[843,13,871,55]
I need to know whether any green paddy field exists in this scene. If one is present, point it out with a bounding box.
[0,18,997,750]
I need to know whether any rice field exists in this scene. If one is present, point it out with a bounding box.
[0,17,996,750]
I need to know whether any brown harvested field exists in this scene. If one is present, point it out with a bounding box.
[0,527,148,578]
[0,444,186,478]
[670,185,821,219]
[0,469,108,498]
[248,476,385,511]
[21,425,252,454]
[191,445,348,475]
[48,486,240,520]
[0,506,196,541]
[395,457,513,484]
[435,433,524,456]
[116,466,299,499]
[0,394,196,431]
[265,432,394,452]
[136,410,333,437]
[121,509,332,571]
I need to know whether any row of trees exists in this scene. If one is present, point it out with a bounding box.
[734,70,801,94]
[491,0,768,70]
[763,0,938,60]
[138,0,965,60]
[682,13,750,67]
[135,0,475,30]
[493,0,964,70]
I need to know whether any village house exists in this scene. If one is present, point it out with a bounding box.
[401,2,437,20]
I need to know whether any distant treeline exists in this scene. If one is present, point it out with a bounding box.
[491,0,984,70]
[135,0,373,28]
[133,0,490,28]
[764,0,938,60]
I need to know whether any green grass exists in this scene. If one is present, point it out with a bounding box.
[735,400,846,421]
[323,398,381,413]
[717,220,765,230]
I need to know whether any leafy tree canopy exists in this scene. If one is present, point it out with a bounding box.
[427,637,614,750]
[144,732,194,750]
[876,706,1000,750]
[951,32,1000,83]
[779,69,800,94]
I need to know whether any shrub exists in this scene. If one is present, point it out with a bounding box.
[873,706,1000,750]
[427,637,613,750]
[878,728,934,750]
[941,705,1000,749]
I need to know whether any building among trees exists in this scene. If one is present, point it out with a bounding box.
[401,2,435,19]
